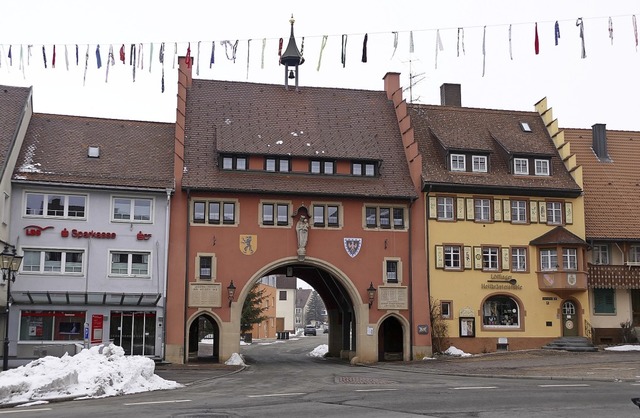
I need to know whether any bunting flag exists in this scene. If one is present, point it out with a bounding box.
[361,33,368,63]
[300,37,305,57]
[576,18,586,58]
[75,44,78,66]
[173,42,177,69]
[246,39,250,79]
[457,28,465,56]
[138,43,144,70]
[609,17,614,45]
[317,35,328,71]
[211,41,216,68]
[131,44,136,82]
[196,41,201,76]
[83,44,89,86]
[482,26,486,77]
[159,42,165,93]
[221,40,238,62]
[120,44,125,63]
[105,45,114,82]
[52,45,56,68]
[28,45,32,66]
[278,37,283,64]
[149,43,154,72]
[42,46,47,68]
[341,34,347,67]
[64,45,69,70]
[260,39,265,69]
[7,46,11,66]
[509,24,513,60]
[634,15,638,51]
[391,31,398,59]
[20,45,24,78]
[435,29,443,69]
[555,21,561,45]
[95,45,102,69]
[534,23,540,55]
[409,31,414,53]
[185,42,191,68]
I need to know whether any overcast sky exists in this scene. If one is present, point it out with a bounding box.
[0,1,637,130]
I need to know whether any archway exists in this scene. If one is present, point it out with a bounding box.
[561,299,580,337]
[378,315,405,361]
[230,257,367,362]
[187,313,220,362]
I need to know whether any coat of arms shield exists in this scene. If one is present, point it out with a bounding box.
[344,238,362,258]
[239,234,257,255]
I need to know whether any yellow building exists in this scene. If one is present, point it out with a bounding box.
[391,82,589,353]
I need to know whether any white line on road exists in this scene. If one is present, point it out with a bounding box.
[123,399,192,406]
[0,409,52,414]
[355,389,399,392]
[248,392,307,398]
[451,386,498,390]
[538,384,590,388]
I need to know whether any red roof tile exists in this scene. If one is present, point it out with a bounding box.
[0,85,32,176]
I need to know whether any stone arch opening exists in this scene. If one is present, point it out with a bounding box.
[187,312,221,362]
[377,314,408,361]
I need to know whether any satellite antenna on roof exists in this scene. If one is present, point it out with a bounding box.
[402,58,425,103]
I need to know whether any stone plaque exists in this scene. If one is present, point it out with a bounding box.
[378,286,408,310]
[189,283,222,308]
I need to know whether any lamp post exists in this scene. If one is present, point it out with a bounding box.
[227,281,236,307]
[367,282,377,309]
[0,245,22,371]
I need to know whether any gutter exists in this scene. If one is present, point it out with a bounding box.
[161,188,171,361]
[183,188,191,364]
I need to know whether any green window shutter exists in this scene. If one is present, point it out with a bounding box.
[594,289,615,314]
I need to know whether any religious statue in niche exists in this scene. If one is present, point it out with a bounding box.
[296,214,309,260]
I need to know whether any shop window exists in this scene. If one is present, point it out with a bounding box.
[19,310,86,341]
[483,295,520,327]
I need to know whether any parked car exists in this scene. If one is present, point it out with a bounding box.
[304,325,317,336]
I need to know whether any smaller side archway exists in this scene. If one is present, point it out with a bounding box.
[561,298,581,337]
[377,313,410,362]
[187,312,221,362]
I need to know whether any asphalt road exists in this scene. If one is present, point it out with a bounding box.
[7,335,640,417]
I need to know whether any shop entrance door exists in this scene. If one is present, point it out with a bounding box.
[109,311,156,356]
[562,301,579,337]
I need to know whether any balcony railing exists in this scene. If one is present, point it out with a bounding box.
[588,263,640,289]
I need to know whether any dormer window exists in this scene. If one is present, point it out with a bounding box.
[514,158,529,175]
[520,122,532,132]
[352,161,376,176]
[265,157,290,172]
[472,155,487,173]
[221,155,247,170]
[311,160,335,174]
[535,159,550,176]
[450,154,466,171]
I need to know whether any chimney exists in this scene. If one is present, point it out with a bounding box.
[440,83,461,107]
[591,123,610,161]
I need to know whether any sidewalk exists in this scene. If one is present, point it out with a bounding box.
[362,348,640,382]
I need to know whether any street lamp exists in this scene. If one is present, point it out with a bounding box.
[367,282,377,309]
[227,281,236,307]
[0,245,22,371]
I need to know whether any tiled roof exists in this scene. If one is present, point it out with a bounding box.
[182,79,417,200]
[529,226,588,246]
[409,104,582,196]
[565,127,640,240]
[0,85,32,177]
[13,114,175,190]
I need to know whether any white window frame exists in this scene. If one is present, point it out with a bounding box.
[437,197,454,220]
[109,251,150,277]
[474,198,491,222]
[21,248,85,275]
[592,244,609,265]
[546,201,563,225]
[312,203,341,228]
[511,200,528,223]
[472,155,487,173]
[261,201,290,227]
[444,245,461,270]
[112,197,153,223]
[540,248,558,271]
[440,301,452,319]
[535,159,550,176]
[514,158,529,175]
[482,247,500,271]
[25,192,87,219]
[384,258,402,284]
[511,247,527,272]
[563,248,578,270]
[629,245,640,263]
[364,204,406,230]
[450,154,466,171]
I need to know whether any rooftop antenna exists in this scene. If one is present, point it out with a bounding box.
[401,58,425,103]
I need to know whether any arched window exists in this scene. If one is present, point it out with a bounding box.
[482,295,520,327]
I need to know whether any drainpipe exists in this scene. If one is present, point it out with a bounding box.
[424,185,432,352]
[183,188,191,364]
[161,188,171,361]
[408,197,416,361]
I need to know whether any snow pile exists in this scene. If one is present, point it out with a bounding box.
[443,346,472,357]
[309,344,328,358]
[0,343,181,406]
[605,344,640,352]
[225,353,246,366]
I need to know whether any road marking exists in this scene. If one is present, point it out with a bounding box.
[0,409,52,414]
[248,392,307,398]
[451,386,498,390]
[538,384,590,388]
[355,389,398,392]
[123,399,192,406]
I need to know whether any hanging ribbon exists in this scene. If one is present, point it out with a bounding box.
[52,45,56,68]
[482,26,487,77]
[221,40,238,62]
[149,43,154,72]
[28,45,33,66]
[173,43,177,69]
[20,45,25,79]
[260,38,265,69]
[83,44,89,86]
[576,18,586,59]
[341,34,347,67]
[159,42,165,93]
[555,21,560,45]
[185,42,191,68]
[457,28,465,56]
[75,44,79,66]
[278,37,283,64]
[508,24,513,60]
[391,31,398,59]
[7,46,12,66]
[409,31,414,53]
[106,45,114,82]
[246,39,251,79]
[120,44,125,64]
[131,44,137,82]
[64,45,69,70]
[138,43,144,70]
[210,41,216,68]
[42,46,47,68]
[534,22,539,55]
[196,41,201,76]
[609,17,614,45]
[95,45,102,69]
[361,33,368,63]
[317,35,328,71]
[300,37,305,57]
[435,29,443,69]
[634,15,638,51]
